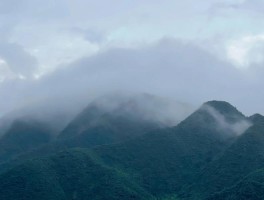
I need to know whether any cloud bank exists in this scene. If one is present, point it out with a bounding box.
[0,0,263,122]
[0,38,263,119]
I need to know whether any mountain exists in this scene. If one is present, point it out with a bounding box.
[0,99,260,200]
[0,94,192,174]
[0,119,52,164]
[186,113,264,199]
[207,169,264,200]
[0,149,153,200]
[93,101,249,197]
[249,113,264,125]
[58,104,159,146]
[0,100,249,199]
[58,93,193,146]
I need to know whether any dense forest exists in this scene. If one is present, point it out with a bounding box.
[0,95,263,200]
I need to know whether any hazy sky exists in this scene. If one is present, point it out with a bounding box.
[0,0,263,116]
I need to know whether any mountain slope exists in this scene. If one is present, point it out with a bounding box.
[207,169,264,200]
[92,101,248,197]
[58,94,192,148]
[0,94,174,173]
[58,95,163,145]
[0,119,52,164]
[0,100,255,200]
[0,149,153,200]
[187,114,264,199]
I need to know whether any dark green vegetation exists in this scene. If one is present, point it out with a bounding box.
[0,149,154,200]
[58,103,161,146]
[188,114,264,199]
[207,169,264,200]
[0,119,52,164]
[0,98,263,200]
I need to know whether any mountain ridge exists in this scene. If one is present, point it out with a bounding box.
[0,98,261,200]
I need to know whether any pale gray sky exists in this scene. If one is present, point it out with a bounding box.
[0,0,263,116]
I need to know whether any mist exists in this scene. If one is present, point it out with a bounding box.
[0,38,263,127]
[89,93,195,126]
[0,2,264,199]
[0,0,263,127]
[203,104,252,136]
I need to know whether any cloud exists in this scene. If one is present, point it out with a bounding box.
[209,0,264,16]
[203,104,252,136]
[0,0,249,78]
[226,34,264,68]
[233,0,264,13]
[69,28,105,44]
[0,42,37,78]
[0,0,263,121]
[0,38,263,120]
[89,93,194,127]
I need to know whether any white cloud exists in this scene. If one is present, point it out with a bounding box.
[203,104,252,136]
[226,34,264,68]
[0,42,37,78]
[0,0,263,119]
[234,0,264,13]
[0,0,255,80]
[0,59,13,82]
[0,39,262,118]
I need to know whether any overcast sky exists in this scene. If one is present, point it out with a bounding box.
[0,0,263,117]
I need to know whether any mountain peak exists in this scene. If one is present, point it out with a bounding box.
[203,100,245,121]
[249,113,264,124]
[177,100,250,138]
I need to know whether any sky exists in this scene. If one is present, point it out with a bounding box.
[0,0,263,117]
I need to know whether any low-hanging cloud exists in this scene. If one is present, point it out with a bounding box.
[0,38,263,123]
[91,92,194,127]
[203,105,252,136]
[0,42,37,78]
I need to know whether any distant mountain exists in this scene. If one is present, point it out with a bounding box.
[207,168,264,200]
[186,113,264,199]
[0,94,192,173]
[0,119,52,164]
[58,104,159,145]
[93,101,249,197]
[249,113,264,125]
[0,117,12,137]
[0,149,153,200]
[205,101,245,122]
[0,99,261,200]
[58,93,193,146]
